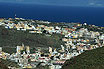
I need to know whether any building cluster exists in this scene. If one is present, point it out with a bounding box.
[0,18,104,69]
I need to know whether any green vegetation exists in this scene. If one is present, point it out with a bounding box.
[0,26,64,53]
[62,47,104,69]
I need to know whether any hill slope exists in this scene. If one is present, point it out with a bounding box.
[63,47,104,69]
[0,26,64,53]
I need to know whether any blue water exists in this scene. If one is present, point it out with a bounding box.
[0,2,104,27]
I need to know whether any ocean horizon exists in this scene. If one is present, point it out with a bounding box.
[0,2,104,27]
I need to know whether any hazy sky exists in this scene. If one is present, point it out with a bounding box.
[0,0,104,7]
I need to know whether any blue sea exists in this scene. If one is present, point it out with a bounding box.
[0,2,104,27]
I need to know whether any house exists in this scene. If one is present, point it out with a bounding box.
[99,34,104,40]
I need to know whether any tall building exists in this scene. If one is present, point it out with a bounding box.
[61,45,65,52]
[49,47,52,54]
[15,14,16,19]
[26,46,30,54]
[0,47,2,52]
[17,46,21,54]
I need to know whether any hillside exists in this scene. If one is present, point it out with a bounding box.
[0,26,64,53]
[62,47,104,69]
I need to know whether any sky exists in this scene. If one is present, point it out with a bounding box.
[0,0,104,7]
